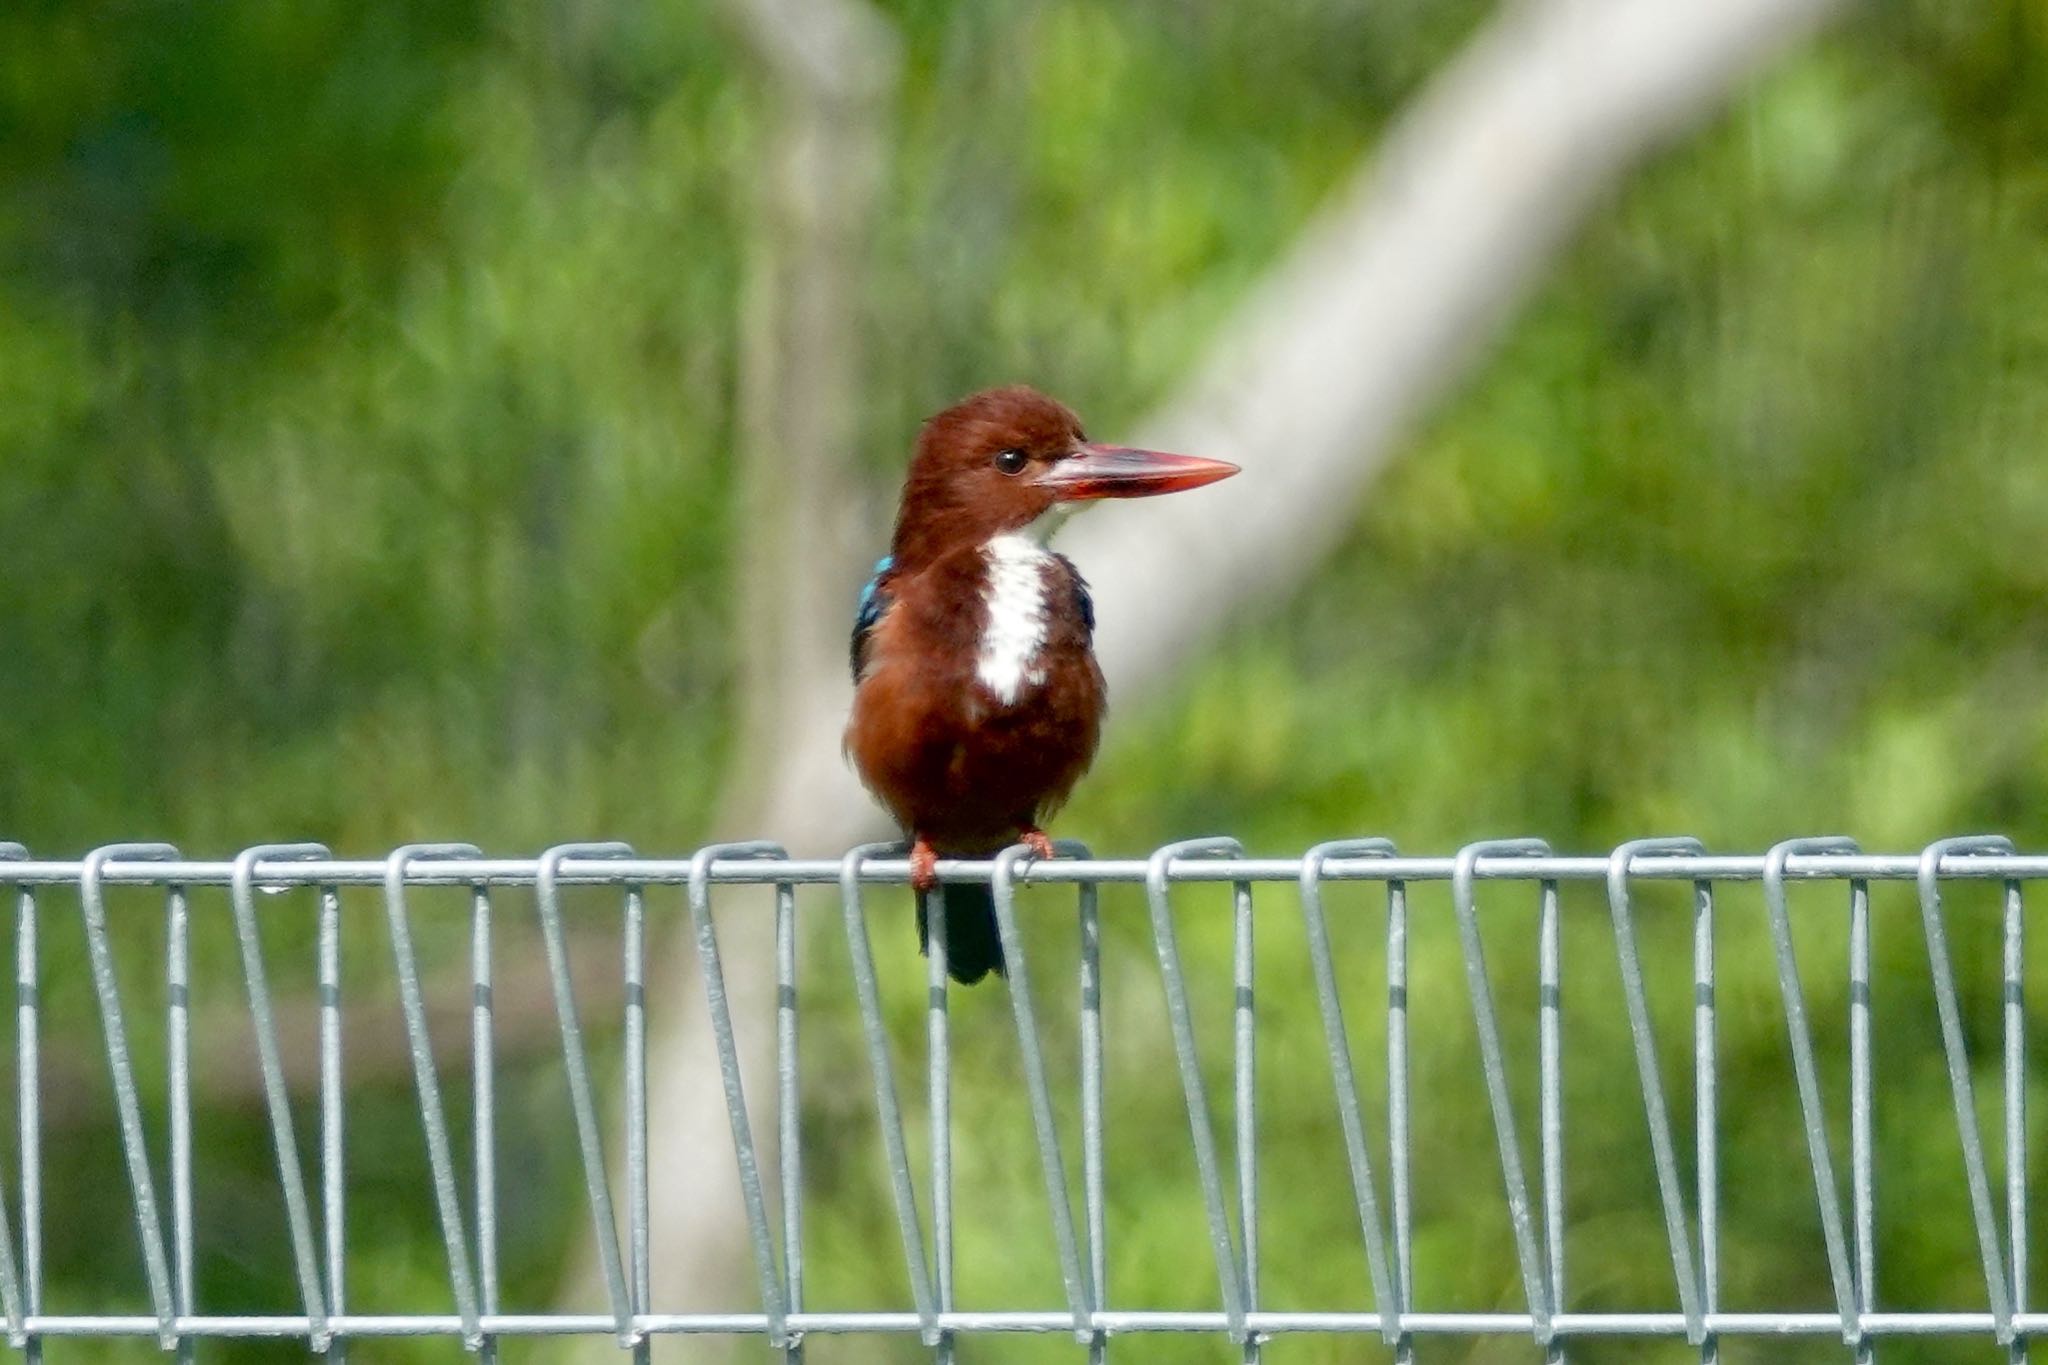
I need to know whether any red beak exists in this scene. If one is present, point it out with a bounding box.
[1036,443,1239,501]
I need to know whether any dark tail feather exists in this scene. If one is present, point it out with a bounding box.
[917,882,1006,985]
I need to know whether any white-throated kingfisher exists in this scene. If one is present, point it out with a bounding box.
[846,386,1238,984]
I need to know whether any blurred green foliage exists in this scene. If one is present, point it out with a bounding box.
[5,0,2048,1360]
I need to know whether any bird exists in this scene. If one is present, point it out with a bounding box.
[845,386,1238,984]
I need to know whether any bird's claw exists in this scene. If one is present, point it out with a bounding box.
[909,837,939,894]
[1020,828,1056,861]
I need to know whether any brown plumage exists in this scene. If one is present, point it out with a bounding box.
[851,541,1104,847]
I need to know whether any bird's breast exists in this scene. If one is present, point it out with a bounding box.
[975,533,1054,705]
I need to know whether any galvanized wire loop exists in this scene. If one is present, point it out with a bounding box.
[1761,836,1863,1348]
[837,843,939,1345]
[380,843,485,1350]
[1298,839,1400,1345]
[988,842,1094,1342]
[1915,836,2018,1341]
[80,842,182,1349]
[1605,837,1707,1343]
[230,844,334,1350]
[686,842,793,1348]
[1450,838,1553,1342]
[537,843,639,1345]
[1145,837,1253,1343]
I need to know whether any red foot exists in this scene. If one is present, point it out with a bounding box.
[910,836,939,893]
[1020,828,1056,860]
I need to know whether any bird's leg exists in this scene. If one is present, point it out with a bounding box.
[1019,827,1056,861]
[909,835,939,893]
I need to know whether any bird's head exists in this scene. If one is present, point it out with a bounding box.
[889,386,1237,570]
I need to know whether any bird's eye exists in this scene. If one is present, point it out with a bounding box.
[993,448,1029,476]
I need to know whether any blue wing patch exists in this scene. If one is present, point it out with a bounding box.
[850,554,894,681]
[1054,554,1093,635]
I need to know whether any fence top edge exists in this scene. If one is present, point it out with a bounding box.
[0,847,2035,888]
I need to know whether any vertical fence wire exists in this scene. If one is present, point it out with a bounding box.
[1079,867,1107,1365]
[1849,871,1874,1365]
[318,879,345,1364]
[1234,872,1261,1365]
[1384,875,1417,1365]
[167,878,192,1365]
[924,882,954,1365]
[472,878,498,1364]
[625,876,651,1365]
[2004,874,2027,1365]
[1387,873,1413,1365]
[1538,876,1563,1365]
[11,865,35,1365]
[0,847,25,1353]
[1692,866,1719,1365]
[776,875,804,1365]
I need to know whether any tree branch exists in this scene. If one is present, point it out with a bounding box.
[1066,0,1851,692]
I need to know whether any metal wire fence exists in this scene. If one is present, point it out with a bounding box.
[0,837,2033,1357]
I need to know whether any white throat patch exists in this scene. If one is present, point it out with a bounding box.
[976,533,1053,704]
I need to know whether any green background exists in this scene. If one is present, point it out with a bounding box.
[3,0,2046,1359]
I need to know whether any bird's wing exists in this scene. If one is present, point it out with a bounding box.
[1057,553,1095,636]
[850,554,895,681]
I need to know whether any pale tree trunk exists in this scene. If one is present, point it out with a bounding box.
[727,0,900,802]
[601,0,1852,1348]
[566,0,902,1342]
